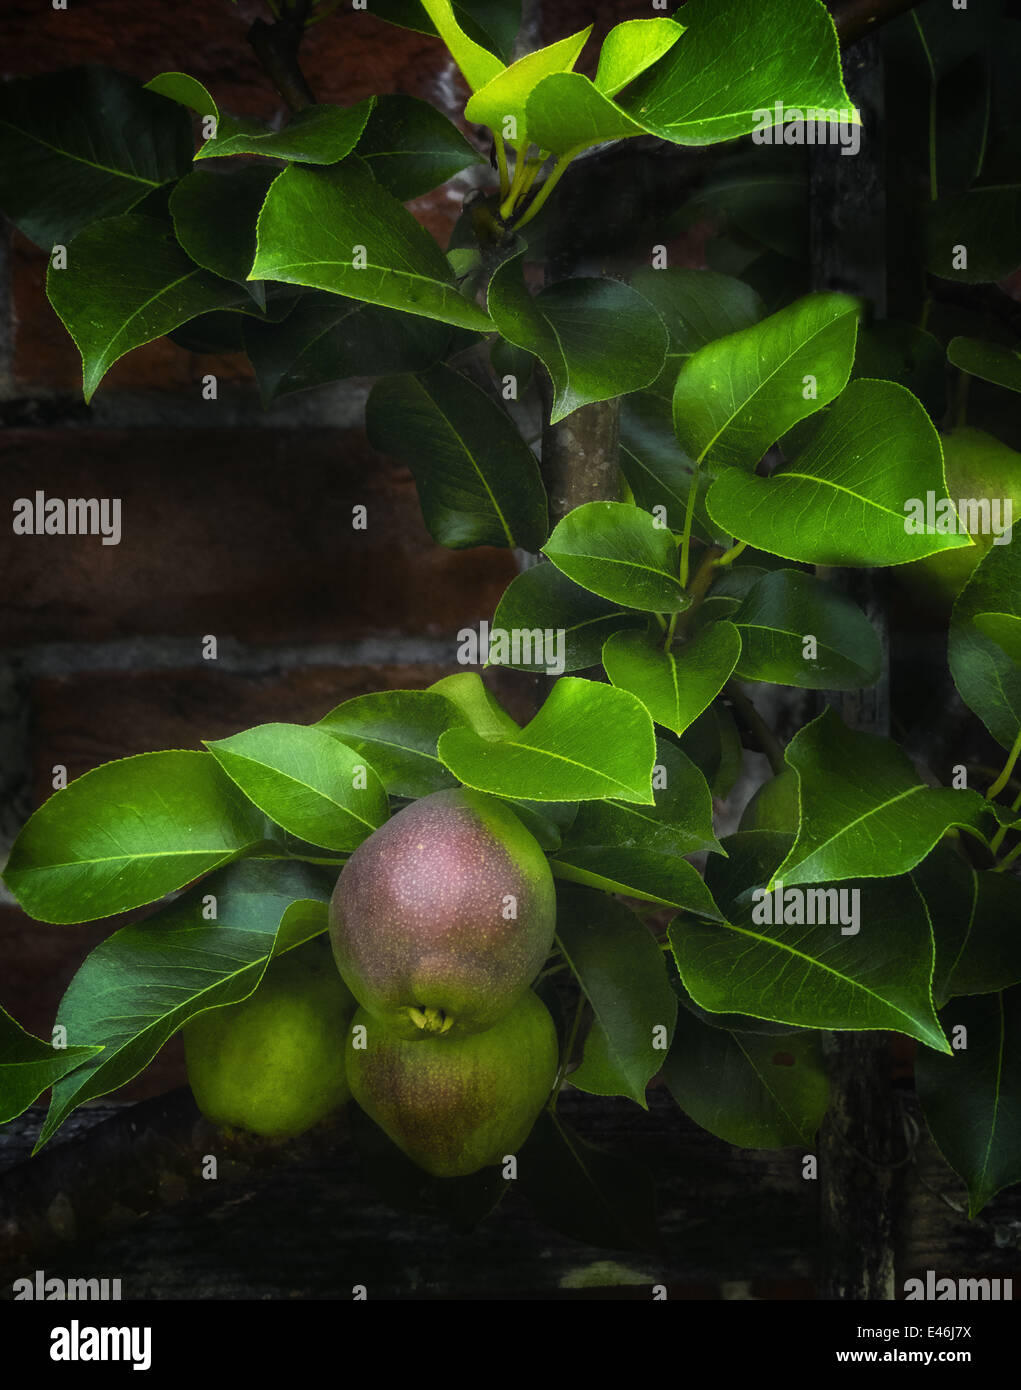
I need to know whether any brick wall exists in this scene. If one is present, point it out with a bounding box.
[1,0,652,1092]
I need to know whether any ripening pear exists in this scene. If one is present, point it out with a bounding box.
[329,788,556,1041]
[902,428,1020,606]
[184,937,355,1139]
[346,991,558,1177]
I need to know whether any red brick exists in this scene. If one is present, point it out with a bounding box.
[25,662,538,805]
[1,427,517,644]
[25,662,459,801]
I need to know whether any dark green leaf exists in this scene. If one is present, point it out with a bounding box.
[665,1005,828,1148]
[0,1006,102,1125]
[491,563,645,673]
[0,67,192,246]
[916,988,1021,1216]
[557,886,677,1107]
[927,186,1021,284]
[356,94,484,200]
[317,689,469,798]
[366,366,548,550]
[731,569,882,689]
[948,337,1021,394]
[47,215,248,401]
[949,533,1021,750]
[489,254,668,423]
[196,100,375,164]
[170,164,276,303]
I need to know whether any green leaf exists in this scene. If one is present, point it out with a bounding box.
[0,1005,102,1125]
[2,751,265,925]
[419,0,507,90]
[595,17,685,98]
[368,0,522,63]
[731,569,882,689]
[524,73,649,155]
[47,214,248,402]
[602,620,742,735]
[552,739,723,920]
[671,831,949,1050]
[557,886,677,1108]
[775,707,991,886]
[243,291,451,404]
[250,164,493,331]
[916,988,1021,1216]
[365,365,548,550]
[618,0,857,146]
[519,1109,657,1251]
[912,846,1021,1006]
[488,254,668,422]
[949,535,1021,750]
[706,379,976,567]
[195,100,375,164]
[356,94,485,200]
[317,689,469,798]
[630,267,765,366]
[542,502,687,613]
[561,739,719,859]
[205,723,388,852]
[491,563,646,673]
[169,164,276,304]
[38,861,335,1147]
[947,337,1021,394]
[664,1005,828,1148]
[427,672,520,739]
[927,186,1021,284]
[619,390,731,546]
[0,66,192,247]
[464,26,592,135]
[680,704,743,799]
[437,676,656,803]
[672,292,859,472]
[144,71,219,119]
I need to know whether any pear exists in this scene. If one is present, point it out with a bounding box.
[346,990,558,1177]
[329,788,556,1041]
[902,428,1020,606]
[184,937,355,1139]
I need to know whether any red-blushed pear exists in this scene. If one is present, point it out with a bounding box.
[346,990,559,1177]
[328,788,556,1041]
[184,937,355,1140]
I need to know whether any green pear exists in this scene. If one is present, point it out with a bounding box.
[346,990,558,1177]
[329,788,556,1041]
[902,429,1020,606]
[184,937,355,1139]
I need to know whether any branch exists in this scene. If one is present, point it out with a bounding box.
[248,3,315,112]
[0,1087,348,1272]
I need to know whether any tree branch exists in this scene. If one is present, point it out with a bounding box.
[248,4,315,112]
